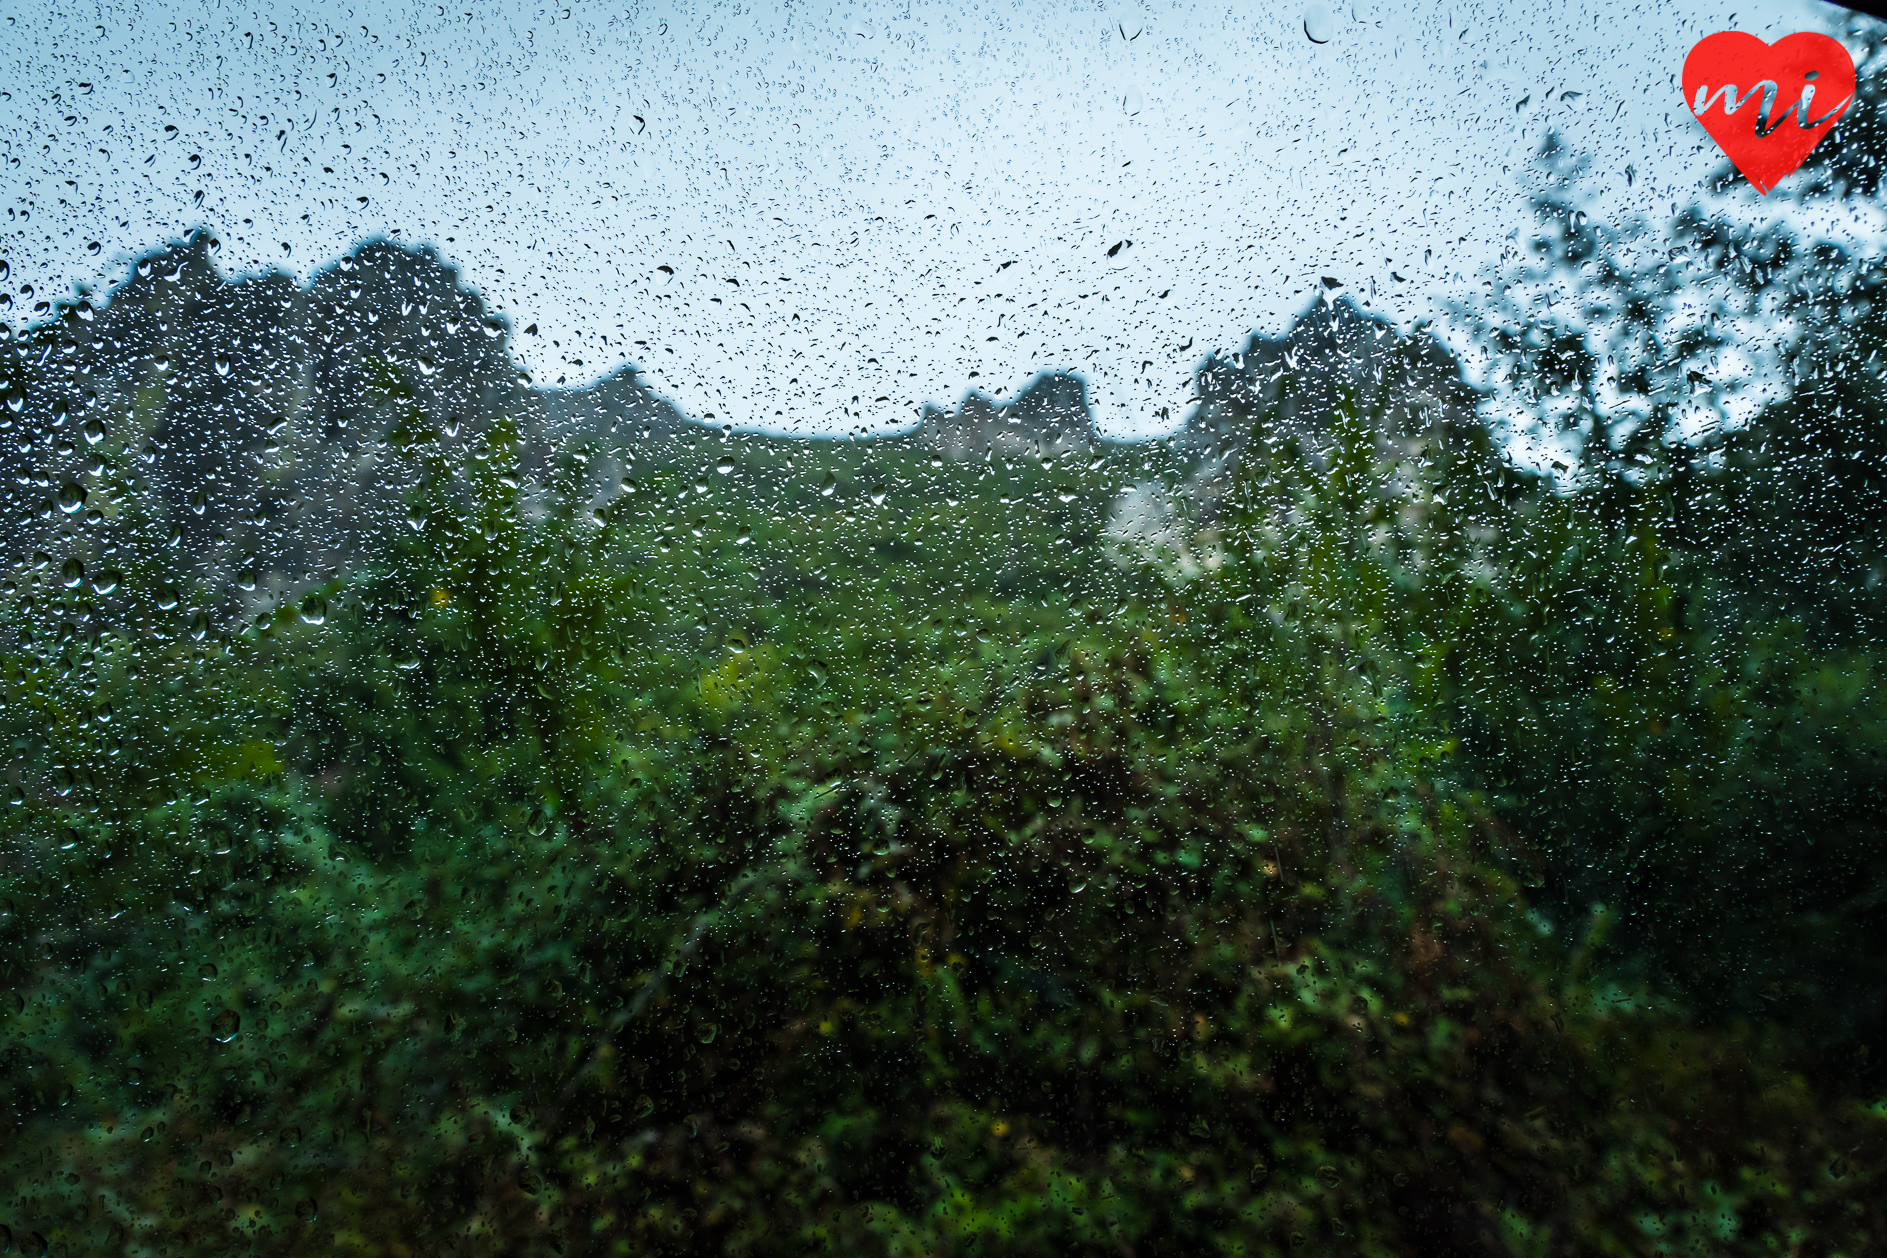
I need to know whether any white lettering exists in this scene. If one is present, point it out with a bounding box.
[1807,93,1852,129]
[1692,80,1776,117]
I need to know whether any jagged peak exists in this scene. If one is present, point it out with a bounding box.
[909,371,1100,457]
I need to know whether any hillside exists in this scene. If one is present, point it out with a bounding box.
[1,194,1885,1256]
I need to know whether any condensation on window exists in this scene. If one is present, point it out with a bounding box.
[0,2,1883,1254]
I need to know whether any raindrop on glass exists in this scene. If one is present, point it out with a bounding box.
[1303,2,1334,43]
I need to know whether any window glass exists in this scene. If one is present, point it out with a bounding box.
[3,2,1884,1253]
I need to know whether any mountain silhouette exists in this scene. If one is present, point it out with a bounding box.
[0,233,1481,623]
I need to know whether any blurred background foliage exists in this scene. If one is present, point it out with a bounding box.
[3,20,1887,1256]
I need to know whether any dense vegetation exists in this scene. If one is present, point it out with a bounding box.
[3,23,1887,1256]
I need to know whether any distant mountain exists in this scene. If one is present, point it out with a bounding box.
[0,234,1484,623]
[1177,296,1485,492]
[901,372,1100,461]
[0,233,691,604]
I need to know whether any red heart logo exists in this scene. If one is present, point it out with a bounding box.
[1682,31,1854,194]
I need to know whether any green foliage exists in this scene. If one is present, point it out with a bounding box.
[3,370,1885,1255]
[6,43,1887,1247]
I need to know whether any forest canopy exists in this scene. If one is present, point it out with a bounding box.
[2,21,1886,1257]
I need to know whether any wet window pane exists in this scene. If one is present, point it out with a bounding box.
[3,3,1885,1253]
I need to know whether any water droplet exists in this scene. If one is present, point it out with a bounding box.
[210,1009,240,1042]
[294,1197,317,1223]
[82,417,104,444]
[60,557,85,588]
[871,483,887,505]
[56,482,85,514]
[156,584,180,610]
[91,569,121,595]
[1121,85,1144,116]
[299,594,328,625]
[236,567,257,591]
[716,457,734,474]
[698,1021,719,1044]
[1303,2,1333,43]
[199,963,219,981]
[820,470,837,497]
[214,354,231,377]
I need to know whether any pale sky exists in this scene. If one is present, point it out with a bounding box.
[0,0,1872,436]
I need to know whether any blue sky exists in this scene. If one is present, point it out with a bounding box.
[0,0,1869,436]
